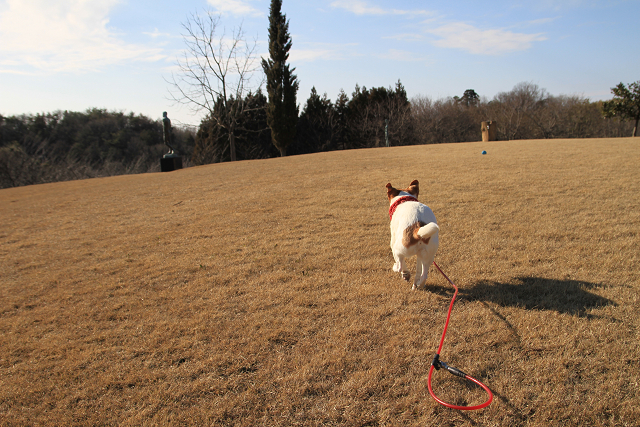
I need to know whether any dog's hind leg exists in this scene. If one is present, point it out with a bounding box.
[414,255,430,290]
[392,253,411,282]
[412,261,424,291]
[414,239,439,289]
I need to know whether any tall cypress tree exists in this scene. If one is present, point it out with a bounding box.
[262,0,299,156]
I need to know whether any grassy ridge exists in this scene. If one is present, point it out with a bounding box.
[1,138,639,426]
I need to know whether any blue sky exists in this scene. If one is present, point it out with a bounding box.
[1,0,638,127]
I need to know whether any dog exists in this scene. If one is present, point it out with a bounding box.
[386,180,439,290]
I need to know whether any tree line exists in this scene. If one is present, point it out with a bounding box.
[412,82,635,144]
[191,80,412,163]
[190,80,635,165]
[1,81,636,188]
[0,109,194,189]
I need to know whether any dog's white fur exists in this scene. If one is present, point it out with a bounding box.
[387,180,439,290]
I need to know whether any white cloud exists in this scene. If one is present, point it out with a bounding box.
[144,28,173,39]
[207,0,262,16]
[377,49,431,64]
[383,33,425,42]
[290,48,337,63]
[0,0,165,74]
[426,22,547,55]
[525,17,560,26]
[535,0,599,11]
[330,0,386,15]
[330,0,433,17]
[289,43,359,63]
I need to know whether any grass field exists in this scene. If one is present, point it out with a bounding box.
[1,138,639,426]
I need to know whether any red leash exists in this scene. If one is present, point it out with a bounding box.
[428,261,493,410]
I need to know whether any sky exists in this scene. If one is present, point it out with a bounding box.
[1,0,638,128]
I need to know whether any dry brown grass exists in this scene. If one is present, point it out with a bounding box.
[1,138,639,426]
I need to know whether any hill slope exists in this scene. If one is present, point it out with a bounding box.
[1,138,639,425]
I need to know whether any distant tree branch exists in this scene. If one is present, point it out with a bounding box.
[165,9,263,160]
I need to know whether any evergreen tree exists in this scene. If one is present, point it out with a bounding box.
[294,87,336,154]
[344,81,412,148]
[192,91,275,164]
[460,89,480,107]
[602,81,640,137]
[262,0,299,156]
[334,90,350,150]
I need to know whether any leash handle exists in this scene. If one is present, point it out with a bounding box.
[428,262,493,410]
[432,354,467,378]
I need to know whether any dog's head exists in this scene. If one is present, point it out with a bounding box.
[386,180,419,203]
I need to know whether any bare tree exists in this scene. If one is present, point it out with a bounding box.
[490,82,548,140]
[412,95,480,144]
[166,9,262,161]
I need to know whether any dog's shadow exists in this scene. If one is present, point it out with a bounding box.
[429,276,616,318]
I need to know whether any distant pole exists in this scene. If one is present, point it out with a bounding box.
[385,119,389,147]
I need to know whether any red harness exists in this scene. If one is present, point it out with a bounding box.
[389,195,417,221]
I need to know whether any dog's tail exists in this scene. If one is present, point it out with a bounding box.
[417,222,439,242]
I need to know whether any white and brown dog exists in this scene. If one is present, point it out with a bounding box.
[386,180,439,290]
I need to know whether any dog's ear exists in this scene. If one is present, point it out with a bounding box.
[406,180,419,198]
[386,183,400,201]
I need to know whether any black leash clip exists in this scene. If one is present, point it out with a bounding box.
[432,354,467,378]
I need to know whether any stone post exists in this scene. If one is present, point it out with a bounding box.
[481,121,497,142]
